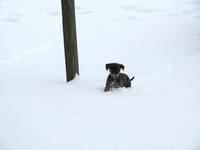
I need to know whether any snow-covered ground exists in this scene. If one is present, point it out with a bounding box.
[0,0,200,149]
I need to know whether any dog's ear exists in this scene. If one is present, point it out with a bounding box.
[105,63,111,70]
[120,64,125,71]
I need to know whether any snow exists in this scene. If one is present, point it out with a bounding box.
[0,0,200,150]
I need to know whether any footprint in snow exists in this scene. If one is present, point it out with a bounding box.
[120,5,138,11]
[77,9,99,15]
[76,6,100,15]
[0,10,60,25]
[136,8,160,13]
[120,5,160,14]
[98,16,143,29]
[167,11,181,16]
[42,7,98,16]
[0,40,60,65]
[121,16,144,22]
[42,10,60,17]
[0,13,22,25]
[78,10,96,15]
[138,56,188,87]
[76,6,85,10]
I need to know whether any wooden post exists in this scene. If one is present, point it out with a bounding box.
[61,0,79,82]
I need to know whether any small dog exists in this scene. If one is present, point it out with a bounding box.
[104,63,134,92]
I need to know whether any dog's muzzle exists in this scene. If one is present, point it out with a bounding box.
[110,73,120,78]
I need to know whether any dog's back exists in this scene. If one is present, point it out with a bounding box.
[118,73,133,88]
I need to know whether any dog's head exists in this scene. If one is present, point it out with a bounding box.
[105,63,125,77]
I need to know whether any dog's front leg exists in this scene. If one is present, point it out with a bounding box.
[104,78,113,92]
[104,82,111,91]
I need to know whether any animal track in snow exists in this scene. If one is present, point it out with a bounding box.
[76,6,84,10]
[121,16,144,22]
[0,13,22,25]
[0,40,60,65]
[98,15,143,29]
[136,8,161,13]
[38,8,98,17]
[0,10,60,26]
[120,5,161,14]
[120,5,138,11]
[78,10,97,15]
[75,6,101,15]
[43,10,60,17]
[77,9,99,15]
[166,11,182,16]
[0,7,96,26]
[137,53,198,87]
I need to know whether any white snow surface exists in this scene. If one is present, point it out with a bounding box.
[0,0,200,149]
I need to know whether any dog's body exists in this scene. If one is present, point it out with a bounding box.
[104,63,134,92]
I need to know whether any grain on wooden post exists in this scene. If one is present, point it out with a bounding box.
[61,0,79,82]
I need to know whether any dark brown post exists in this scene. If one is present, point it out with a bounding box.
[61,0,79,82]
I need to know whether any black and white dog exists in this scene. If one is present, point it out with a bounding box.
[104,63,134,92]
